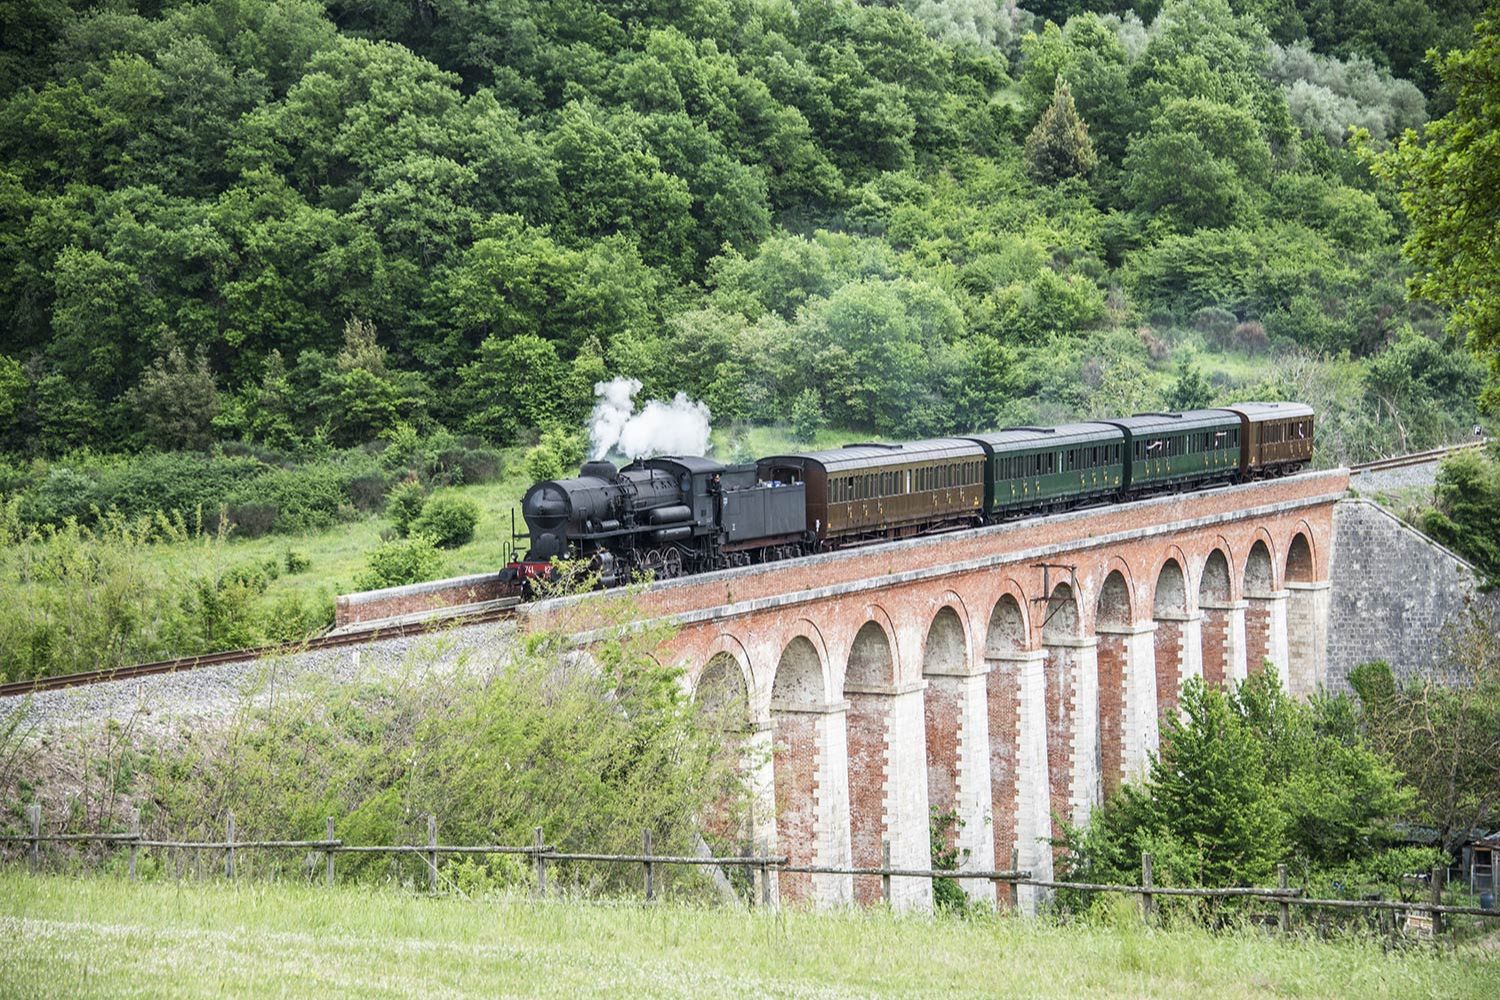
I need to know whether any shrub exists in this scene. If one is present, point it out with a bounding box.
[230,465,348,534]
[384,480,428,537]
[226,502,280,539]
[283,550,311,574]
[409,493,480,549]
[94,453,266,523]
[21,466,98,525]
[358,535,443,590]
[347,473,390,512]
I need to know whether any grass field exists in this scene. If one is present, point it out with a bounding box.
[1,874,1496,998]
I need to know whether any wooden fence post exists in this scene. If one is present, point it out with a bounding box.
[1430,866,1445,938]
[1141,852,1155,924]
[533,827,547,898]
[427,814,438,893]
[881,840,892,906]
[1277,864,1290,934]
[1009,847,1020,912]
[225,812,235,881]
[27,803,40,874]
[129,806,140,881]
[325,817,335,887]
[643,830,655,902]
[756,838,772,909]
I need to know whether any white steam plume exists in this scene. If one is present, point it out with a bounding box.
[588,377,712,460]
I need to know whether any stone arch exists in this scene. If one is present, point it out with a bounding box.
[1152,558,1189,617]
[1042,581,1082,642]
[1243,537,1276,595]
[1242,539,1280,678]
[772,634,827,710]
[696,651,751,726]
[1197,549,1236,690]
[923,607,967,676]
[985,589,1030,657]
[1286,532,1314,584]
[1151,557,1196,719]
[1094,570,1134,797]
[847,619,896,689]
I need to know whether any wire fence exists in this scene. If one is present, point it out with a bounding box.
[4,802,1497,940]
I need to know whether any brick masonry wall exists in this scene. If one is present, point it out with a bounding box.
[1245,601,1271,674]
[1153,619,1184,717]
[1096,634,1126,798]
[923,679,961,845]
[1201,608,1229,688]
[335,572,509,626]
[845,693,889,905]
[772,711,819,904]
[1042,646,1075,841]
[987,659,1022,882]
[1327,499,1484,691]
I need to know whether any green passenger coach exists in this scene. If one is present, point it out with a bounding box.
[963,423,1127,518]
[1100,410,1242,493]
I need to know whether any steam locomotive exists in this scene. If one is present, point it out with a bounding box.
[504,402,1313,588]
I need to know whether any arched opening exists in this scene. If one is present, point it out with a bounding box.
[1243,540,1277,676]
[1285,532,1319,695]
[1197,550,1235,689]
[771,635,826,904]
[844,620,895,905]
[695,652,753,855]
[1041,581,1090,832]
[923,607,968,862]
[1152,559,1192,718]
[1094,572,1132,797]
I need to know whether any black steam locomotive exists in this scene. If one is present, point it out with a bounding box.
[504,402,1314,588]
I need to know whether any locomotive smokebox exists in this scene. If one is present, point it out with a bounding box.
[580,460,618,481]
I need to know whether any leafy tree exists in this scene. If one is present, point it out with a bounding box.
[1350,603,1500,854]
[1025,77,1099,183]
[314,318,427,445]
[1375,15,1500,412]
[409,492,480,548]
[457,334,569,445]
[0,354,24,427]
[1419,447,1500,584]
[124,341,221,452]
[790,388,825,443]
[1166,359,1214,410]
[384,479,428,538]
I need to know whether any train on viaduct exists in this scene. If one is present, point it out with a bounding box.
[527,467,1345,912]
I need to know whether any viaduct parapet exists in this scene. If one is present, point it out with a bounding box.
[527,469,1347,912]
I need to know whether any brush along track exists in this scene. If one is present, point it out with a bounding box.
[0,600,521,699]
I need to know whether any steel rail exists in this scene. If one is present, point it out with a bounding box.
[1349,440,1485,475]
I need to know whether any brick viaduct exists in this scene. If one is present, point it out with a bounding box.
[529,469,1347,913]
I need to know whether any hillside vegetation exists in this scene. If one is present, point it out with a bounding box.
[2,0,1498,675]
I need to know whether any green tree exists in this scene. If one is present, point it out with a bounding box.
[315,318,427,445]
[124,341,221,452]
[1025,77,1098,183]
[458,334,569,445]
[1167,359,1214,410]
[1419,447,1500,584]
[1375,15,1500,412]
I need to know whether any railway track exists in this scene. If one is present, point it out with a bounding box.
[1349,440,1486,475]
[5,440,1489,700]
[0,600,521,700]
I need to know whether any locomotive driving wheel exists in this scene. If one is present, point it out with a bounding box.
[640,547,666,579]
[660,546,683,579]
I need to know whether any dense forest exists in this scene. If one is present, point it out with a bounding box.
[0,0,1493,464]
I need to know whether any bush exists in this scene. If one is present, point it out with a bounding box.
[94,453,266,524]
[21,466,98,525]
[226,502,280,539]
[283,550,311,574]
[358,536,443,590]
[347,473,390,512]
[409,493,480,549]
[229,465,348,534]
[384,480,428,537]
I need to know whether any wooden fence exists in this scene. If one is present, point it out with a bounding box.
[4,802,1498,938]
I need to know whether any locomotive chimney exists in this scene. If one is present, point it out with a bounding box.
[580,460,618,481]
